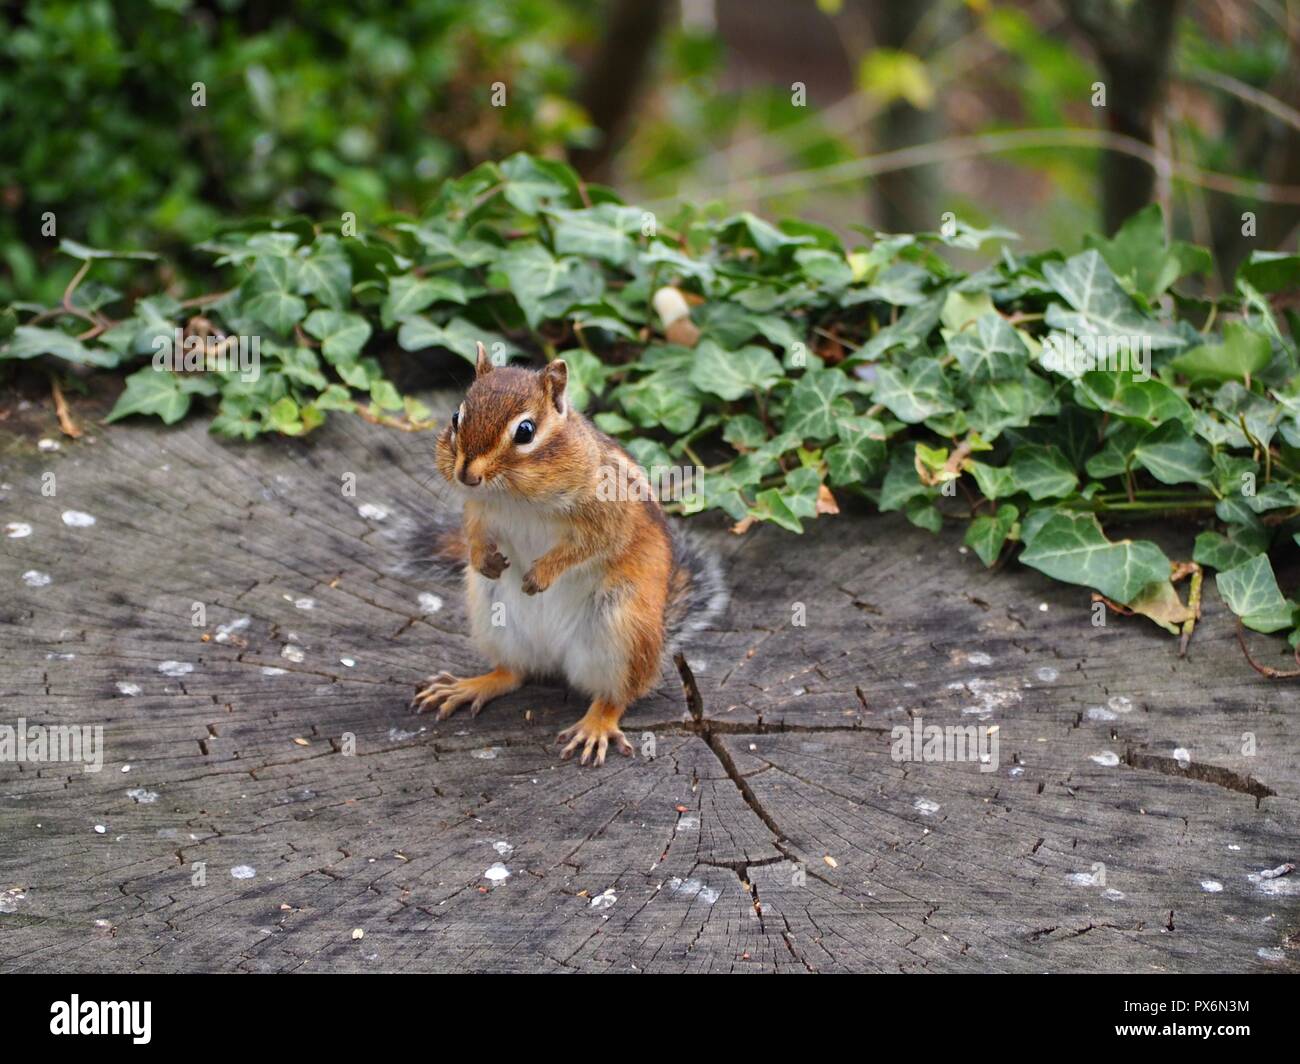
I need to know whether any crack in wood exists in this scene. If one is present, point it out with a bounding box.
[1124,747,1276,807]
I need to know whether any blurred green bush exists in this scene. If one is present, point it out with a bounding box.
[0,0,596,303]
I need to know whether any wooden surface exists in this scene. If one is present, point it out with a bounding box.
[1,399,1297,973]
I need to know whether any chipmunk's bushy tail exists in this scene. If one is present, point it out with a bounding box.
[394,511,468,583]
[664,524,730,652]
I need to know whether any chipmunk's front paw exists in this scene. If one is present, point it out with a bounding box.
[521,566,549,595]
[476,548,509,580]
[557,701,633,767]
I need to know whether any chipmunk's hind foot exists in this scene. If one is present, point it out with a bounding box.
[558,699,633,767]
[411,667,522,720]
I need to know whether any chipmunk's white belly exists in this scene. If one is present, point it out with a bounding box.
[466,505,620,699]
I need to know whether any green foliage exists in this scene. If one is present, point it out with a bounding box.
[0,0,592,303]
[5,156,1300,649]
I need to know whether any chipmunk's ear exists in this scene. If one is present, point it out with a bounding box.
[475,341,494,379]
[541,359,568,416]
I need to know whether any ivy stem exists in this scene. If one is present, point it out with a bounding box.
[1085,500,1217,512]
[1179,565,1203,658]
[1095,489,1210,499]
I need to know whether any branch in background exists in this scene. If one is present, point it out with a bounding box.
[1186,67,1300,134]
[1062,0,1182,234]
[570,0,671,182]
[648,126,1300,209]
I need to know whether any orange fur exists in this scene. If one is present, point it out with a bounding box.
[420,344,675,764]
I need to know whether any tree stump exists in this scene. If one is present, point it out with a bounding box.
[1,403,1297,972]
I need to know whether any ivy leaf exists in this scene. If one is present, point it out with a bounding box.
[794,248,854,289]
[966,374,1056,438]
[1043,250,1184,349]
[297,239,353,309]
[1212,381,1278,448]
[1215,554,1294,634]
[546,204,642,266]
[1007,444,1078,500]
[127,295,183,356]
[1237,251,1300,294]
[965,503,1018,566]
[871,357,956,424]
[1,325,119,367]
[856,263,930,306]
[689,340,783,401]
[723,414,767,450]
[618,371,702,435]
[571,304,639,340]
[748,488,804,533]
[1084,204,1210,301]
[211,400,264,440]
[1169,322,1271,386]
[717,212,814,256]
[1129,419,1213,486]
[878,452,931,513]
[782,466,825,518]
[499,153,581,215]
[106,368,192,425]
[1019,511,1171,604]
[1215,496,1271,550]
[58,239,159,263]
[303,310,372,363]
[694,303,772,348]
[382,273,467,327]
[560,348,610,410]
[400,222,497,268]
[1193,531,1262,572]
[368,379,404,412]
[847,289,947,363]
[396,316,520,364]
[275,347,328,391]
[243,256,307,335]
[947,312,1029,383]
[266,396,306,435]
[968,461,1018,500]
[1125,579,1195,634]
[496,244,603,328]
[595,411,635,435]
[825,417,886,486]
[1241,481,1300,515]
[940,289,996,332]
[936,220,1018,250]
[1075,371,1193,427]
[903,495,943,532]
[783,368,854,439]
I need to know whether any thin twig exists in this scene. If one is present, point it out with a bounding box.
[49,374,82,439]
[1234,620,1300,679]
[1178,564,1203,658]
[354,405,436,433]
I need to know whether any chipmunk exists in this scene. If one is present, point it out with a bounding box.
[410,342,728,766]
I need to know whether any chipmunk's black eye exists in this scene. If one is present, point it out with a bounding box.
[450,410,459,431]
[514,419,535,445]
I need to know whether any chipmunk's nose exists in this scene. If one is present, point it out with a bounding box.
[458,464,482,487]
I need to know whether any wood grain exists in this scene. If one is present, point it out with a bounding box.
[1,399,1297,972]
